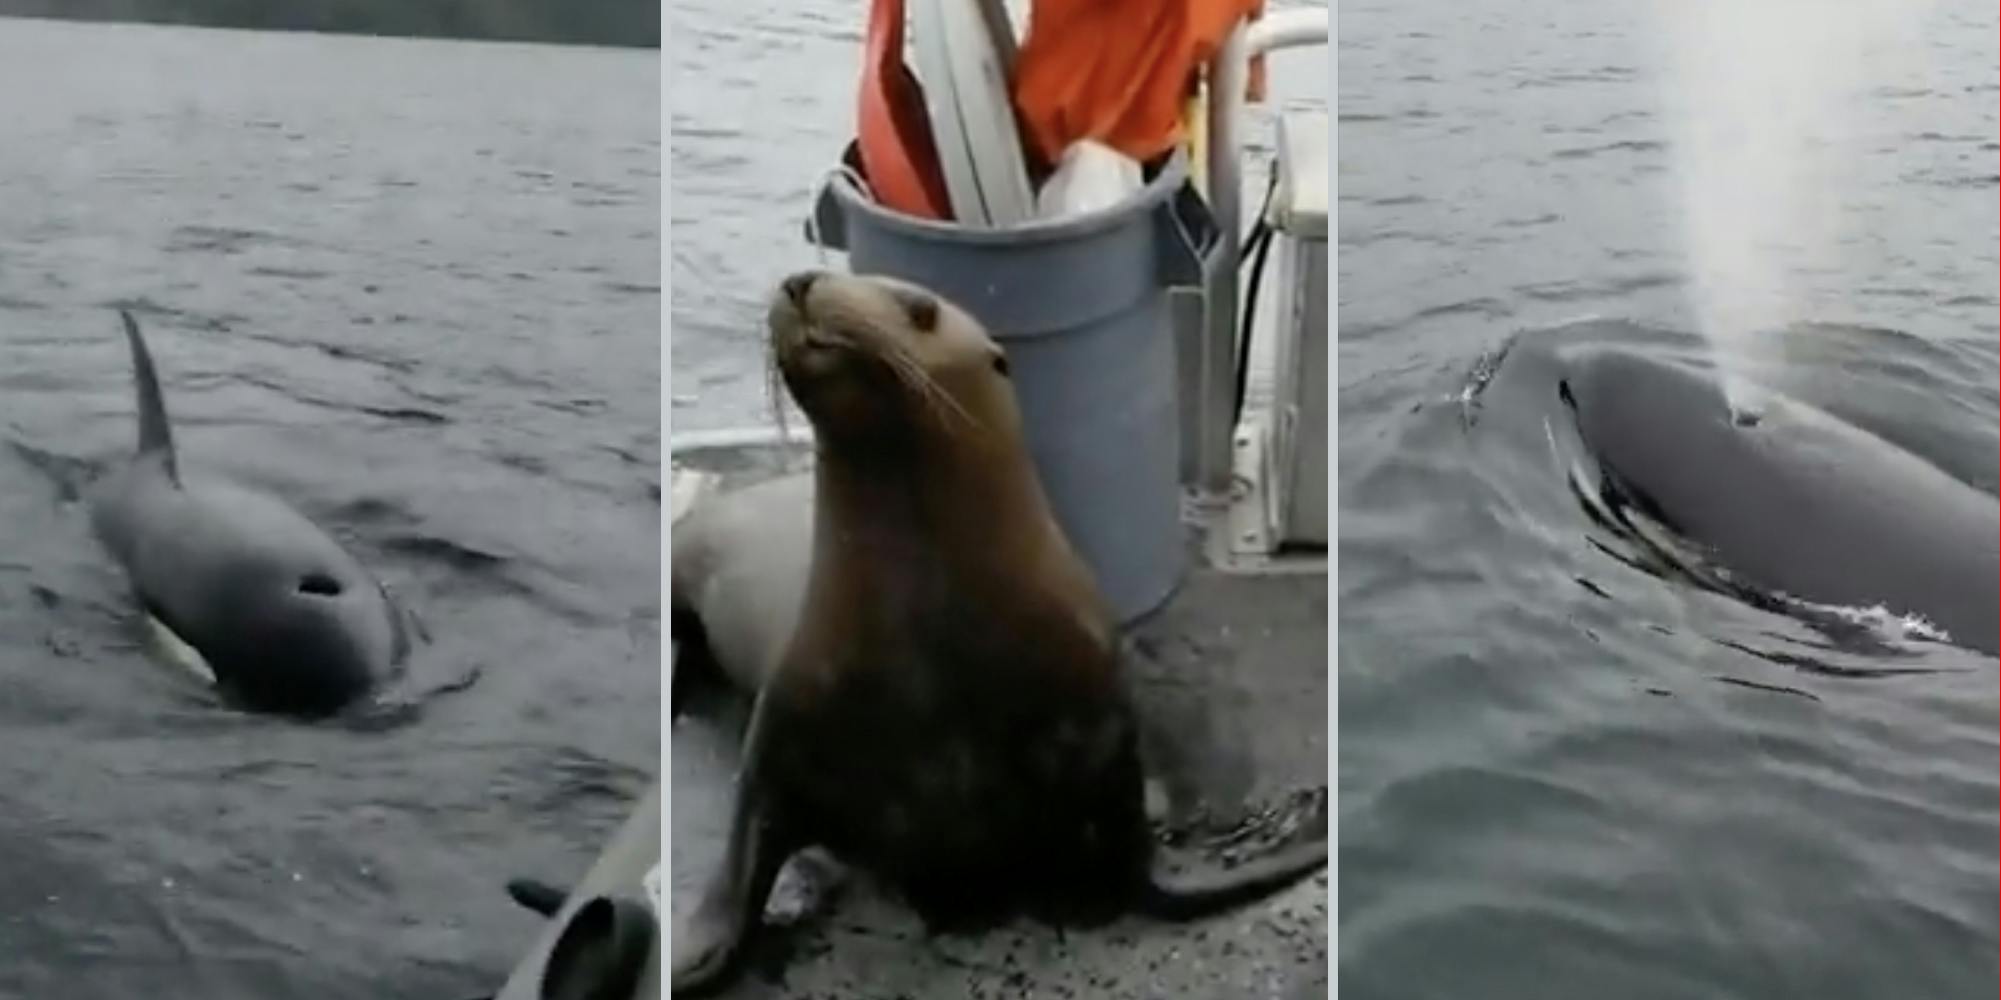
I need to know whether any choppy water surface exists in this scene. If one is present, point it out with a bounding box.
[0,18,659,998]
[1339,2,1998,998]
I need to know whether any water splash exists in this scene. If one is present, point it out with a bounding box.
[1651,0,1934,408]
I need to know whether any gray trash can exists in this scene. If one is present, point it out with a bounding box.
[810,147,1216,624]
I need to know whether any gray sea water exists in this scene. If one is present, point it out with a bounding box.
[1340,2,1999,998]
[0,17,659,998]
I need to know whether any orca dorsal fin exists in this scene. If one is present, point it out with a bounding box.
[119,309,178,485]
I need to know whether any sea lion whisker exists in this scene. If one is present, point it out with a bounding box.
[883,347,978,433]
[762,347,793,441]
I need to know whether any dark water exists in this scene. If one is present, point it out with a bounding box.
[666,0,1329,433]
[0,18,659,999]
[1339,2,1999,999]
[0,1,661,49]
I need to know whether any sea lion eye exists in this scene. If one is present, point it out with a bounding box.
[903,294,939,333]
[991,353,1010,377]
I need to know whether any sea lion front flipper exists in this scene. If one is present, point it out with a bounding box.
[1136,835,1328,919]
[1135,788,1330,920]
[670,692,796,997]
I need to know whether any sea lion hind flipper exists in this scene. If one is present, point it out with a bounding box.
[1134,835,1328,920]
[670,695,798,996]
[764,848,851,927]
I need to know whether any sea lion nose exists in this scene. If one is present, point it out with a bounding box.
[781,271,822,307]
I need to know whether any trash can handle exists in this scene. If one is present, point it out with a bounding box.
[1154,181,1219,289]
[805,150,866,253]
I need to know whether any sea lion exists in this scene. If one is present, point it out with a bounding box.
[89,310,409,716]
[1561,345,2000,655]
[670,471,812,708]
[669,271,1327,995]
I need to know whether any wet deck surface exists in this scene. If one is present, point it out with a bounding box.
[668,445,1329,999]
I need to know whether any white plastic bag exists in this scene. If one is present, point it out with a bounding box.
[1034,140,1143,220]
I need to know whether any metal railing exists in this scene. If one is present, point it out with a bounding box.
[1193,5,1328,495]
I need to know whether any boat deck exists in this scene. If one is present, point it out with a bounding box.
[667,436,1328,999]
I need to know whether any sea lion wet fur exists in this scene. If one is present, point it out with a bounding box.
[669,271,1326,995]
